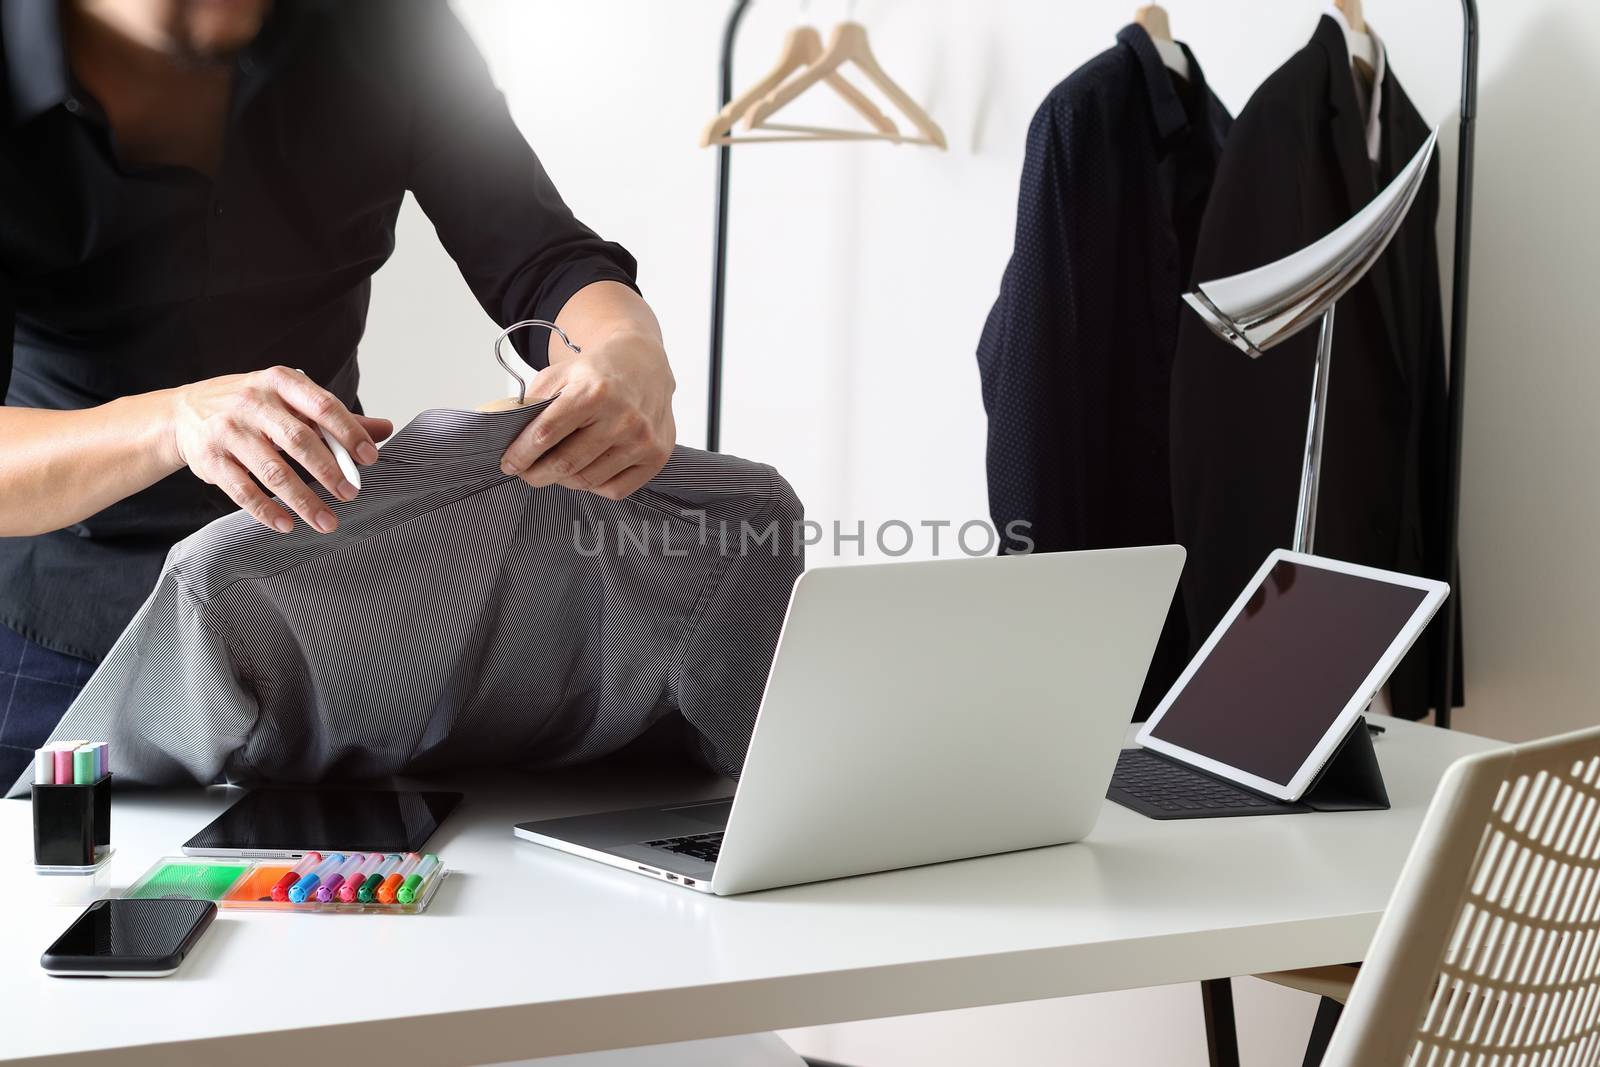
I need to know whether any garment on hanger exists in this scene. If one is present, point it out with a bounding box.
[7,405,803,793]
[976,24,1230,718]
[1169,14,1459,720]
[1325,3,1385,164]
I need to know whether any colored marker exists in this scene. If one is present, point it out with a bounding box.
[90,742,108,778]
[396,854,440,905]
[73,745,98,784]
[32,747,54,785]
[270,852,324,902]
[376,853,420,904]
[357,856,401,903]
[288,852,345,904]
[316,854,366,903]
[52,743,79,784]
[340,853,386,903]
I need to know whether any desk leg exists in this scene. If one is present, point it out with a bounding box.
[1300,995,1343,1067]
[1200,978,1241,1067]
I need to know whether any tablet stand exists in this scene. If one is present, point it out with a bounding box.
[1297,716,1390,813]
[1107,717,1390,820]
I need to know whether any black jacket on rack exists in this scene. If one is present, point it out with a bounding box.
[977,24,1229,718]
[1169,15,1460,719]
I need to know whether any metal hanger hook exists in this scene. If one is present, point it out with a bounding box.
[493,319,581,405]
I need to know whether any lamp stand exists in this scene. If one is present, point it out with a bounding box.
[1292,305,1338,555]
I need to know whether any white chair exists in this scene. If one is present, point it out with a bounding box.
[1320,724,1600,1067]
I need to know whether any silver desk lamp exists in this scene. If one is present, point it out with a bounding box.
[1182,129,1438,553]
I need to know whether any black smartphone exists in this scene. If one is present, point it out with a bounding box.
[41,898,217,978]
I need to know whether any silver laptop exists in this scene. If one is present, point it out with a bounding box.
[514,546,1185,895]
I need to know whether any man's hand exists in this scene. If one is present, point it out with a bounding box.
[167,366,393,534]
[500,323,676,501]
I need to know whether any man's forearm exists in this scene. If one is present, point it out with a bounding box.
[549,281,666,368]
[0,393,182,536]
[1,368,392,539]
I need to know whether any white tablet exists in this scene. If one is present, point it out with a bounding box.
[1136,550,1449,801]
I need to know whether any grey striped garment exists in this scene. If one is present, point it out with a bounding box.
[8,404,802,794]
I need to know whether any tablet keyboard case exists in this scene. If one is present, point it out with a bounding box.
[1107,717,1390,820]
[1295,716,1390,812]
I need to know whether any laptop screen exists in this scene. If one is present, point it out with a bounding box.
[1147,560,1428,786]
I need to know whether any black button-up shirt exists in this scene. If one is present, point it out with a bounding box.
[0,0,638,660]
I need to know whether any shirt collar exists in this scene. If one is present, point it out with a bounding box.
[3,0,72,126]
[1116,22,1210,148]
[232,1,307,115]
[2,0,307,127]
[1324,4,1386,162]
[378,402,556,475]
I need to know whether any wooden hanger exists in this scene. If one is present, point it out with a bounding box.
[1332,0,1377,81]
[1334,0,1366,33]
[1134,4,1173,40]
[701,25,899,147]
[742,21,947,149]
[1134,5,1192,82]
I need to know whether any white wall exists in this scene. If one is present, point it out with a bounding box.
[357,0,1600,1062]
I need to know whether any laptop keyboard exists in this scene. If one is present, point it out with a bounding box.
[1109,748,1281,813]
[646,831,724,864]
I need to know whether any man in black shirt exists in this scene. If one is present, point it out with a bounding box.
[0,0,675,782]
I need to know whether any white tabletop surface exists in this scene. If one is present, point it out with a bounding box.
[1,718,1501,1065]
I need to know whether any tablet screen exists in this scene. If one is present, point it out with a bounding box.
[1147,560,1428,786]
[183,788,461,856]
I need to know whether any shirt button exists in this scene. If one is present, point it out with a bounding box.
[63,97,81,114]
[239,56,257,75]
[213,203,224,217]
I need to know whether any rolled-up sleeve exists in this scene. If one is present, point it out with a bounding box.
[402,1,638,369]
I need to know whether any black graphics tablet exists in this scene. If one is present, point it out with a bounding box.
[181,787,462,858]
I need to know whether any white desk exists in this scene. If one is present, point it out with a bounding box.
[1,719,1500,1065]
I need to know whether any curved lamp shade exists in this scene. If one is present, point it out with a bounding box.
[1183,128,1439,357]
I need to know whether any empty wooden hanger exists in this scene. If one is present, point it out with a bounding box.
[1134,5,1191,82]
[742,21,947,149]
[701,24,899,146]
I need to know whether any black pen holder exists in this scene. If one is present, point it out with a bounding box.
[33,773,112,867]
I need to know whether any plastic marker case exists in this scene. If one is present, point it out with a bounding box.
[124,853,446,914]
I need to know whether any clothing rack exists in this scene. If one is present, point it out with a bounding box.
[1436,0,1477,729]
[702,2,1477,729]
[705,0,754,455]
